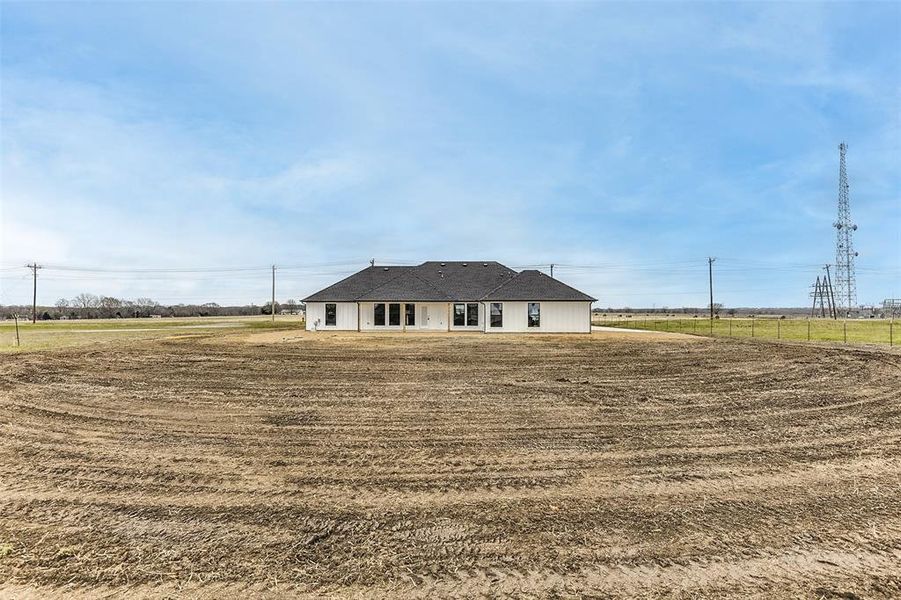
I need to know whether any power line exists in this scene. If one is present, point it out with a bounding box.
[2,255,897,309]
[34,262,367,274]
[4,256,897,274]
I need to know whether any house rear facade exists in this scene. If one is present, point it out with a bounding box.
[303,261,596,333]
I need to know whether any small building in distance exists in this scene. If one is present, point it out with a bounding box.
[303,261,595,333]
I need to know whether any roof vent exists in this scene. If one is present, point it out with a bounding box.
[440,262,446,267]
[483,263,488,267]
[383,267,389,271]
[462,262,468,267]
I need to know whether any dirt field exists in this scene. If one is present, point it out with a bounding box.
[1,330,900,598]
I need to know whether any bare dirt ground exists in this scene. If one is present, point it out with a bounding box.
[1,331,899,598]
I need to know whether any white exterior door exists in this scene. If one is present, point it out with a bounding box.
[421,305,429,328]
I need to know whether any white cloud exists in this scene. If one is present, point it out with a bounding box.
[1,2,898,307]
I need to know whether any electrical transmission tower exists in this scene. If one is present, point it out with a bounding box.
[810,276,825,318]
[809,269,837,319]
[833,142,858,316]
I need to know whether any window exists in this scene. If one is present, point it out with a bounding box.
[405,303,415,326]
[374,303,386,326]
[453,303,465,326]
[490,303,503,328]
[528,302,540,327]
[325,303,337,326]
[389,303,401,326]
[467,303,479,326]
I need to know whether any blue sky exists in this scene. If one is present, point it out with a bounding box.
[1,1,899,308]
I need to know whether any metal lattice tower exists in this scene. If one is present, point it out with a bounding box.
[833,142,858,315]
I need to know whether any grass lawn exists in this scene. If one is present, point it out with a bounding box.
[597,317,897,345]
[0,315,306,352]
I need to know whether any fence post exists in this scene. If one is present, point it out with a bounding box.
[729,319,732,337]
[777,320,781,339]
[752,318,755,338]
[807,319,811,341]
[693,319,697,334]
[844,321,847,343]
[891,321,894,347]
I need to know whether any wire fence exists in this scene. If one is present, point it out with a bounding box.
[595,317,897,346]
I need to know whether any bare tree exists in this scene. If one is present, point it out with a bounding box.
[134,297,159,309]
[55,298,69,310]
[70,293,100,318]
[73,293,100,309]
[100,296,122,309]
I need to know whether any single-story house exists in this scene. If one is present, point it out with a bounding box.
[303,261,596,333]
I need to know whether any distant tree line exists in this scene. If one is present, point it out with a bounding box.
[1,294,305,320]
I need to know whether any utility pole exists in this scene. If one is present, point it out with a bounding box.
[708,257,716,326]
[271,265,276,322]
[26,263,42,323]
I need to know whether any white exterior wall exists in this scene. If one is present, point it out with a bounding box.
[306,300,591,333]
[359,302,448,331]
[417,303,449,330]
[305,302,359,331]
[483,301,591,333]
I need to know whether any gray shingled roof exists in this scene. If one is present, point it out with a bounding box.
[303,266,414,302]
[414,261,517,301]
[482,269,597,301]
[355,271,451,301]
[302,262,595,302]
